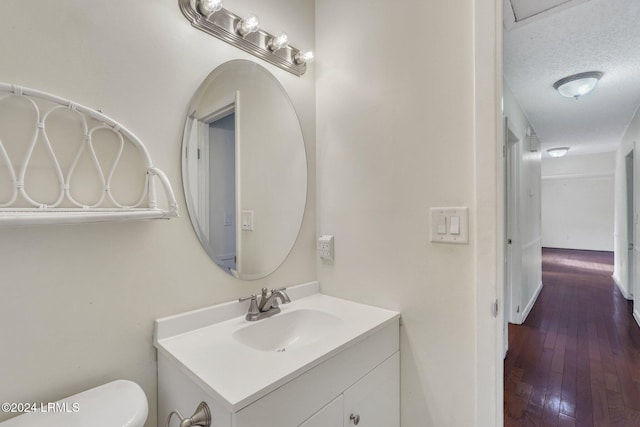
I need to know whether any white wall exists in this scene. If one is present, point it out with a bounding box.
[542,152,615,251]
[614,106,640,299]
[0,1,315,426]
[503,82,542,325]
[316,0,501,425]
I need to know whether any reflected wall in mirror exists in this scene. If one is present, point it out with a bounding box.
[182,60,307,280]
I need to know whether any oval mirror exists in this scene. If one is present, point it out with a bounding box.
[182,60,307,280]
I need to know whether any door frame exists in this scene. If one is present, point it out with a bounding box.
[626,147,640,328]
[626,150,635,298]
[473,0,504,424]
[504,118,521,355]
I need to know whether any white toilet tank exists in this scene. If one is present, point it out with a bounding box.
[0,380,148,427]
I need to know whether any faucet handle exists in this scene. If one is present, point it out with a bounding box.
[239,294,261,321]
[238,294,257,302]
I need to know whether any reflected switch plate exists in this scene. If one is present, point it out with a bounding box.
[224,212,233,226]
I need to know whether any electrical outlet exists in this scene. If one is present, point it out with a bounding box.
[317,235,334,260]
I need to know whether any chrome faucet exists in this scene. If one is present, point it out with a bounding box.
[239,288,291,321]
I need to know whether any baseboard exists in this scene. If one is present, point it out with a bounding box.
[634,310,640,329]
[612,273,633,300]
[520,281,543,323]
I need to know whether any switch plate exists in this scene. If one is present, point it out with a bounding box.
[224,212,233,226]
[430,207,468,244]
[317,235,334,260]
[241,210,254,231]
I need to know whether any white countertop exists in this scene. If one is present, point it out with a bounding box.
[154,283,399,412]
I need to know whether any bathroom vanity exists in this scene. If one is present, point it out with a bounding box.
[154,282,399,427]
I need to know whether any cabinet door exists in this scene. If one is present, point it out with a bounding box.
[299,395,343,427]
[343,352,399,427]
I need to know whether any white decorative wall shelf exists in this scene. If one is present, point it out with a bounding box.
[0,83,178,226]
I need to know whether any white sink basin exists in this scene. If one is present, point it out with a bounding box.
[154,282,399,411]
[232,309,343,352]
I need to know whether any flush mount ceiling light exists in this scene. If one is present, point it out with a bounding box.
[547,147,570,157]
[179,0,313,76]
[553,71,603,99]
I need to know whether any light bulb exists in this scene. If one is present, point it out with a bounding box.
[294,50,314,65]
[198,0,223,17]
[236,14,260,36]
[268,33,289,51]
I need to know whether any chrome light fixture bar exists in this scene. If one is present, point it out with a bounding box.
[553,71,603,99]
[178,0,312,76]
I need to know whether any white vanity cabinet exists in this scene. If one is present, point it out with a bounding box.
[155,283,400,427]
[299,352,399,427]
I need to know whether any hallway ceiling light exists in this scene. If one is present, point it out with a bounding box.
[547,147,570,157]
[553,71,603,99]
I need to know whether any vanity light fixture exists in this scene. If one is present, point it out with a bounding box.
[179,0,313,76]
[547,147,570,158]
[553,71,603,99]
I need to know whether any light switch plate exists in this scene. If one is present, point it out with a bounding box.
[430,207,469,244]
[224,212,233,226]
[241,210,254,231]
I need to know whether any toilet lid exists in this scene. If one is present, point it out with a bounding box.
[0,380,148,427]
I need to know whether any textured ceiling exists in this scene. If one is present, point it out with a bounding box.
[503,0,640,156]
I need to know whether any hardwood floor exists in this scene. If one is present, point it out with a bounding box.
[504,248,640,427]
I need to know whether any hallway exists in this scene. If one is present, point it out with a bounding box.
[504,248,640,426]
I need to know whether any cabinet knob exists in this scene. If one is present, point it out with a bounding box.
[349,413,360,425]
